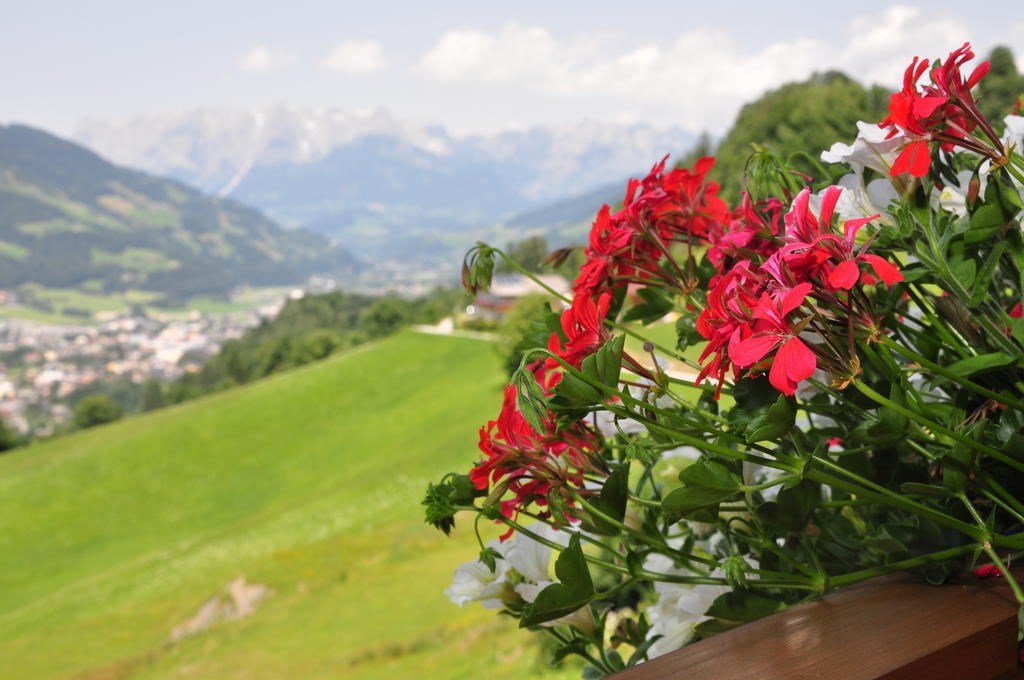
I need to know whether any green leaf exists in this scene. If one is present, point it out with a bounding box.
[900,482,954,498]
[579,463,630,536]
[966,204,1006,243]
[942,441,976,493]
[706,590,784,622]
[967,243,1007,305]
[520,534,594,626]
[550,336,624,419]
[867,405,908,445]
[950,257,977,291]
[945,352,1015,378]
[479,547,502,572]
[678,458,741,491]
[661,485,735,521]
[551,639,589,664]
[756,480,819,533]
[693,618,743,636]
[514,369,549,434]
[746,395,796,442]
[864,526,908,554]
[1012,316,1024,347]
[593,335,625,389]
[622,287,676,324]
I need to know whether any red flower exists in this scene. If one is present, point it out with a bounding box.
[781,187,902,292]
[695,264,764,398]
[729,284,817,396]
[547,292,612,369]
[470,384,605,537]
[880,44,994,178]
[972,564,1003,579]
[659,156,731,238]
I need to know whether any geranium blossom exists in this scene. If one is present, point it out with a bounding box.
[729,284,817,396]
[879,43,998,178]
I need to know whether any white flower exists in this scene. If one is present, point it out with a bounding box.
[661,445,702,461]
[933,168,989,218]
[510,523,596,631]
[821,121,906,179]
[505,522,568,583]
[641,540,732,658]
[590,408,646,439]
[836,173,899,224]
[1004,115,1024,151]
[644,567,730,658]
[445,521,569,609]
[444,539,512,609]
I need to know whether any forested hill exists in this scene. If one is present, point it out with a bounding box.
[0,124,359,300]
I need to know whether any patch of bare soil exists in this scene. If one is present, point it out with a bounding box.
[170,576,273,642]
[69,576,272,680]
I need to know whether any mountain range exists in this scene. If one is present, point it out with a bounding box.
[75,107,695,263]
[0,124,358,302]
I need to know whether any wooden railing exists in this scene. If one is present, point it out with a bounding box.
[612,571,1022,680]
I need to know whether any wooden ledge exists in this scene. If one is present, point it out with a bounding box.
[614,572,1022,680]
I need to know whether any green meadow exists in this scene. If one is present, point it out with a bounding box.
[0,331,580,679]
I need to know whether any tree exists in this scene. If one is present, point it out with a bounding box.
[495,294,554,374]
[73,394,124,429]
[497,236,549,274]
[358,296,411,338]
[710,71,890,198]
[292,329,343,365]
[139,378,165,412]
[0,418,20,453]
[975,46,1024,132]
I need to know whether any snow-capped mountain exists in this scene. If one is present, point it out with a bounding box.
[74,107,695,263]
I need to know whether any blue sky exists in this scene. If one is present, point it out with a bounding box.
[3,1,1022,136]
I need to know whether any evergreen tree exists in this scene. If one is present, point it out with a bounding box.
[73,395,124,429]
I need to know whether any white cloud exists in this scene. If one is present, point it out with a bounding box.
[417,6,992,133]
[321,40,387,74]
[237,46,296,73]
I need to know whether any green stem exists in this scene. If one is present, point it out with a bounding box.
[804,466,984,541]
[493,246,706,371]
[978,488,1024,526]
[963,491,1024,605]
[740,474,796,493]
[525,347,788,472]
[852,379,1024,474]
[980,546,1024,605]
[977,471,1024,520]
[575,497,690,561]
[1002,161,1024,187]
[829,543,977,588]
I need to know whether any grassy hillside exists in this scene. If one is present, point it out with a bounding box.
[0,331,578,679]
[0,124,358,302]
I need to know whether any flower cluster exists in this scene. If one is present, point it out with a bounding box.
[469,382,605,537]
[574,156,729,301]
[696,185,903,396]
[430,42,1024,678]
[880,43,1004,177]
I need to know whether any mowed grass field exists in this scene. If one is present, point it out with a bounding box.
[0,331,580,680]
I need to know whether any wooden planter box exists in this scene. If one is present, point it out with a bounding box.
[613,572,1022,680]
